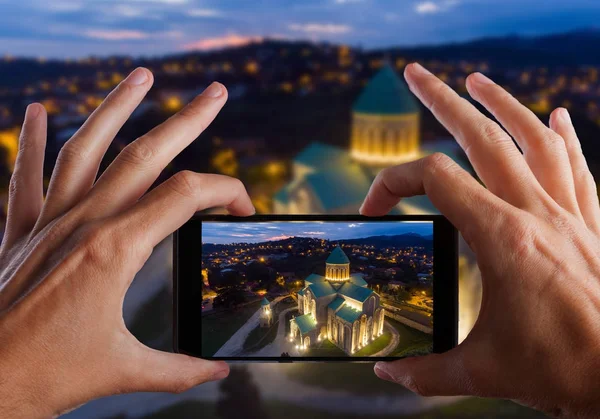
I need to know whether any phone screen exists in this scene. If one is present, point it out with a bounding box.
[200,220,434,359]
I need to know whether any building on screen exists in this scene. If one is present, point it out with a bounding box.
[290,246,385,354]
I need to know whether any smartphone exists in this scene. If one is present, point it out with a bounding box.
[174,214,458,362]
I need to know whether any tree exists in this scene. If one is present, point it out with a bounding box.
[217,366,269,419]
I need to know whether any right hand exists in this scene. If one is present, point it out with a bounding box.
[0,68,255,418]
[361,63,600,418]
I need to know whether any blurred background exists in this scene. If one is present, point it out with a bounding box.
[1,0,600,417]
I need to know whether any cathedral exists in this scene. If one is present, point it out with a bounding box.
[290,246,385,355]
[273,63,468,215]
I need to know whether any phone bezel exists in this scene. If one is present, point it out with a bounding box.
[174,214,458,362]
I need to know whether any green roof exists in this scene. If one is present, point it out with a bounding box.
[328,297,346,312]
[353,64,419,115]
[349,273,368,287]
[294,314,317,335]
[336,306,362,323]
[261,297,270,306]
[338,282,373,302]
[305,273,327,285]
[308,282,336,298]
[304,164,372,211]
[273,183,292,204]
[327,246,350,265]
[294,142,351,170]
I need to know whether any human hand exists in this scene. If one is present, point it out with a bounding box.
[0,68,255,418]
[361,63,600,418]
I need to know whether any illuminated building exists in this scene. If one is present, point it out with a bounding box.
[350,65,421,166]
[274,64,467,215]
[259,297,273,327]
[290,246,384,354]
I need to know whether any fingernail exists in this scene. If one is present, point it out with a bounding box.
[374,363,395,383]
[211,368,229,381]
[470,72,495,85]
[126,67,149,85]
[201,82,223,98]
[559,108,571,124]
[25,103,41,119]
[408,63,432,76]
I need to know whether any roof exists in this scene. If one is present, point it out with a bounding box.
[336,305,362,323]
[349,273,368,287]
[308,282,336,298]
[353,64,419,115]
[297,288,305,297]
[260,297,270,306]
[305,273,327,285]
[327,246,350,265]
[273,183,292,204]
[328,297,346,312]
[304,164,372,211]
[338,282,374,303]
[294,142,351,170]
[294,314,317,335]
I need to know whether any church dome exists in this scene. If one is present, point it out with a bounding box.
[350,64,422,166]
[327,246,350,264]
[353,64,419,115]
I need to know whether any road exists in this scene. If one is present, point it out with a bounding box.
[213,295,288,357]
[251,306,299,357]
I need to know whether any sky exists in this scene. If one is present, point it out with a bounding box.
[0,0,599,58]
[202,221,433,244]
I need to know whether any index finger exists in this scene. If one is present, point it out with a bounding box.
[115,171,255,250]
[360,153,508,242]
[404,63,543,210]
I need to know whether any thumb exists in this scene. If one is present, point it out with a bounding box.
[374,349,471,397]
[129,347,230,394]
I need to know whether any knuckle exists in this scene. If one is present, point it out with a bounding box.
[177,100,207,123]
[506,214,536,261]
[120,139,157,166]
[58,139,88,166]
[478,121,506,145]
[423,153,454,177]
[76,224,119,266]
[168,170,200,198]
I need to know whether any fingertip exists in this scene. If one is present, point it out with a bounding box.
[374,362,396,383]
[25,102,44,119]
[208,360,230,381]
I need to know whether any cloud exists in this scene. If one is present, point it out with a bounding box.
[415,0,460,14]
[267,235,293,241]
[187,8,222,18]
[348,223,364,228]
[231,233,255,238]
[288,23,352,34]
[84,29,149,40]
[334,0,364,4]
[182,34,264,51]
[302,231,326,236]
[83,29,182,41]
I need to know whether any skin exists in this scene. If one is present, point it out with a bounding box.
[362,64,600,418]
[0,68,255,418]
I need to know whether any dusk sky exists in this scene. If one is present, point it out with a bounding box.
[0,0,599,58]
[202,221,433,244]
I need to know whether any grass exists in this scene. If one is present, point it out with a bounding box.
[386,318,433,357]
[353,331,392,356]
[137,397,547,419]
[201,300,262,356]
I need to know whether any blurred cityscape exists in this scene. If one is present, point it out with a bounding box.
[1,27,600,418]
